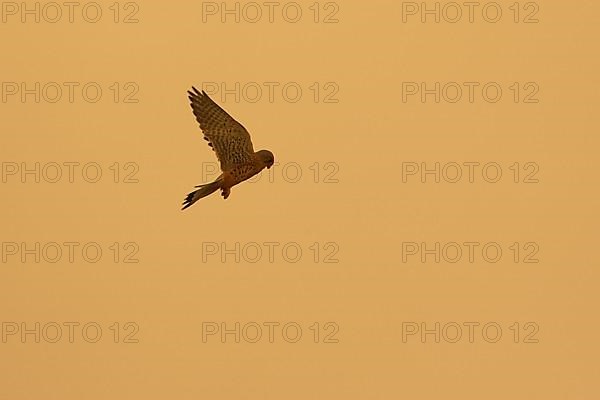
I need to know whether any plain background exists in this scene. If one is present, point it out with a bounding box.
[1,1,598,398]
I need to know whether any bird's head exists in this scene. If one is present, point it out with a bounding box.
[256,150,275,169]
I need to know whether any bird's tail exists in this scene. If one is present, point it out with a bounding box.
[181,176,223,210]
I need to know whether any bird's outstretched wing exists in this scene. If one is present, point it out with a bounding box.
[188,87,255,171]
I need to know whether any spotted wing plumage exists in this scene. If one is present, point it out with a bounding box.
[188,87,255,171]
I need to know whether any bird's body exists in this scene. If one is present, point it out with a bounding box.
[182,87,274,210]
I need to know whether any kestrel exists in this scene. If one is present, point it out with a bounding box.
[181,87,275,210]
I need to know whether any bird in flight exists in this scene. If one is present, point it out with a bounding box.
[181,87,275,210]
